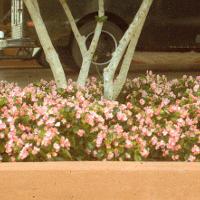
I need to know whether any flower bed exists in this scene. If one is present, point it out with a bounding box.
[0,72,199,162]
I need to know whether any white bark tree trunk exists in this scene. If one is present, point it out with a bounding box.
[113,0,153,99]
[103,0,153,100]
[23,0,67,88]
[59,0,105,87]
[58,0,87,56]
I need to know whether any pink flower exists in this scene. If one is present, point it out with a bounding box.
[11,157,16,162]
[41,136,51,147]
[96,133,104,148]
[93,150,98,157]
[114,124,123,134]
[125,153,131,159]
[19,146,29,160]
[151,136,158,145]
[55,122,61,127]
[162,130,168,136]
[141,127,152,137]
[141,90,148,98]
[0,122,6,130]
[139,99,145,105]
[150,82,157,91]
[186,117,194,126]
[177,118,185,127]
[105,112,113,120]
[107,152,114,160]
[117,112,127,122]
[172,155,179,161]
[188,155,196,162]
[47,153,52,160]
[131,126,138,132]
[140,148,149,158]
[37,120,44,126]
[85,114,94,126]
[125,140,133,149]
[126,102,133,109]
[168,105,179,113]
[167,138,177,150]
[46,117,56,126]
[7,116,13,123]
[196,76,200,81]
[162,150,169,157]
[193,84,199,92]
[52,152,58,157]
[145,117,153,126]
[5,141,13,154]
[104,108,113,119]
[192,145,200,155]
[66,85,73,92]
[60,137,70,149]
[32,147,40,155]
[53,143,60,152]
[156,140,165,150]
[77,129,85,137]
[161,98,170,107]
[145,107,154,117]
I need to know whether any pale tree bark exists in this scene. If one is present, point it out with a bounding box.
[59,0,105,87]
[113,0,153,99]
[103,0,153,100]
[23,0,67,88]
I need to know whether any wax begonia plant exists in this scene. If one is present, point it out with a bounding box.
[0,72,199,162]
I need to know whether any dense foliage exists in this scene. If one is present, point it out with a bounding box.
[0,72,199,162]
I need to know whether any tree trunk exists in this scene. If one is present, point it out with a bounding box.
[103,0,153,100]
[58,0,87,56]
[59,0,105,87]
[23,0,67,88]
[113,0,154,100]
[77,0,104,86]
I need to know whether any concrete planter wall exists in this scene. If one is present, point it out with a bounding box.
[0,162,200,200]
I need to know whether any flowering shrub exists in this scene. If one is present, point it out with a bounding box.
[0,72,199,162]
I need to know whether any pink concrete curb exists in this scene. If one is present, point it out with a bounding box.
[0,162,200,200]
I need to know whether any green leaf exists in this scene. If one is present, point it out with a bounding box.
[134,150,142,161]
[0,143,5,153]
[87,142,95,151]
[60,149,72,160]
[33,82,42,87]
[0,97,7,108]
[72,127,79,134]
[96,150,105,159]
[39,129,45,137]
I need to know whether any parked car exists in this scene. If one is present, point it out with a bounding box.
[1,0,200,70]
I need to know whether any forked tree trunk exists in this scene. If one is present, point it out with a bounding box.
[103,0,153,100]
[23,0,67,88]
[113,0,153,99]
[59,0,105,87]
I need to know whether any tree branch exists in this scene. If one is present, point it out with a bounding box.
[60,0,105,86]
[88,0,104,55]
[113,0,154,100]
[23,0,67,88]
[59,0,87,55]
[103,0,153,99]
[77,0,105,86]
[31,0,40,12]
